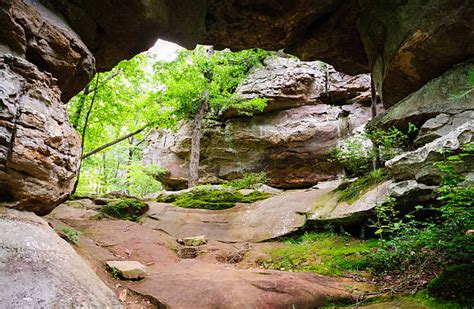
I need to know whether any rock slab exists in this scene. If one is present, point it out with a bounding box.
[106,260,147,280]
[0,207,122,308]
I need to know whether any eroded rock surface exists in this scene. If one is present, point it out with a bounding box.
[370,59,474,137]
[46,204,361,308]
[0,55,80,215]
[0,0,95,100]
[0,207,121,308]
[387,121,474,185]
[143,58,379,190]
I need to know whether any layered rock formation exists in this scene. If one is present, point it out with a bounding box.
[143,57,379,190]
[0,55,80,215]
[0,0,472,211]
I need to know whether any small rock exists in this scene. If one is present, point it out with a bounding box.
[466,230,474,236]
[179,235,207,246]
[253,184,283,195]
[106,261,146,279]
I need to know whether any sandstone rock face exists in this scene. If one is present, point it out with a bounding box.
[358,0,474,107]
[0,207,122,308]
[0,0,94,101]
[369,59,474,136]
[387,121,474,185]
[0,55,81,215]
[143,58,378,190]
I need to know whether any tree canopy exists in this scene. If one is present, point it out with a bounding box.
[68,46,272,196]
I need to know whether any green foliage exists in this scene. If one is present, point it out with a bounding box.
[158,187,271,210]
[110,268,121,280]
[331,124,417,177]
[223,172,268,190]
[69,47,273,196]
[154,47,271,121]
[367,144,474,294]
[101,198,149,222]
[58,226,81,245]
[427,264,474,305]
[365,123,417,160]
[336,169,386,204]
[449,69,474,101]
[258,232,378,276]
[330,135,374,177]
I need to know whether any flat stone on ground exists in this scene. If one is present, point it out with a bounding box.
[106,260,147,280]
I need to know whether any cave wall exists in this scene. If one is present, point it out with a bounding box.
[0,0,473,213]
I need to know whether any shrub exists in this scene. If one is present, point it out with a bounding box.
[224,172,268,190]
[101,198,149,222]
[366,143,474,292]
[330,135,374,177]
[427,264,474,304]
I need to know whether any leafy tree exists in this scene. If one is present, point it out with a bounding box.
[153,46,270,187]
[68,46,271,195]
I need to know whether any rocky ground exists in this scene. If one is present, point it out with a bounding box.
[45,187,381,309]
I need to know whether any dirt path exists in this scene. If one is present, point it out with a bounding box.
[47,202,372,308]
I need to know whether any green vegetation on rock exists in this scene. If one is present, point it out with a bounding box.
[336,169,386,204]
[57,225,81,245]
[101,198,149,221]
[223,172,268,190]
[158,187,271,210]
[258,232,377,276]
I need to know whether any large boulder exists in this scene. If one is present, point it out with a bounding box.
[0,55,81,215]
[0,207,122,308]
[387,121,474,185]
[143,58,378,190]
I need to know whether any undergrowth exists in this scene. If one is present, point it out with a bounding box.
[57,225,81,245]
[101,198,149,221]
[258,232,377,276]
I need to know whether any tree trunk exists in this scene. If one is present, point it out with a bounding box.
[72,74,100,195]
[188,96,208,188]
[188,45,214,188]
[370,73,379,171]
[370,74,377,119]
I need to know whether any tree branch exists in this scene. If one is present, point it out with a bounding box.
[81,125,149,160]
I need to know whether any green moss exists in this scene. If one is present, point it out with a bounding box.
[336,169,386,204]
[258,232,378,276]
[223,172,268,190]
[174,189,270,210]
[165,188,270,210]
[427,264,474,306]
[101,198,149,222]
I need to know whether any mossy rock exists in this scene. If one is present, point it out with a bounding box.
[170,188,270,210]
[427,264,474,305]
[101,198,149,222]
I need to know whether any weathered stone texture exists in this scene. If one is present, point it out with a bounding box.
[0,55,80,215]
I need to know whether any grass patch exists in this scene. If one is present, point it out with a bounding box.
[101,198,149,222]
[258,232,378,276]
[57,225,81,245]
[336,169,386,204]
[169,188,270,210]
[427,264,474,306]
